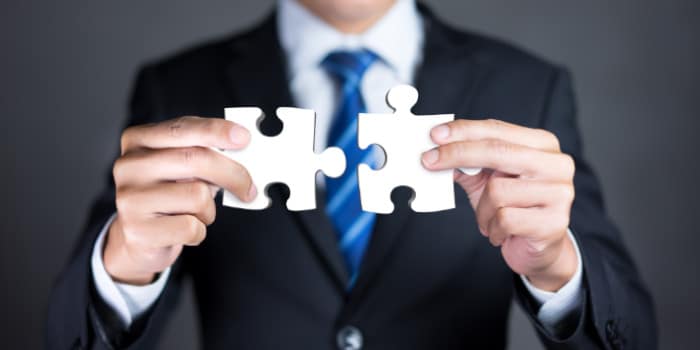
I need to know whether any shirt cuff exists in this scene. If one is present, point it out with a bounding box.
[519,229,584,328]
[90,214,171,328]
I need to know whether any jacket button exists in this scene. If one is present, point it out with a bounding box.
[606,320,624,349]
[605,320,616,337]
[336,325,363,350]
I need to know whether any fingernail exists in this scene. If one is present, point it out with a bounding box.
[422,149,439,166]
[230,125,250,147]
[247,184,258,201]
[431,125,450,141]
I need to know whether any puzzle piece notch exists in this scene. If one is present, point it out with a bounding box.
[221,107,346,211]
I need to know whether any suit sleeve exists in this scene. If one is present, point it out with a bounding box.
[46,65,188,350]
[513,67,658,349]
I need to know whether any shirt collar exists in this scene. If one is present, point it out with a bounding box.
[277,0,424,83]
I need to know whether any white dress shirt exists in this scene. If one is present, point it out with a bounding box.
[91,0,584,332]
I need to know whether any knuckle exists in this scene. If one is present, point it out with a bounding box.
[112,157,128,183]
[203,117,225,138]
[540,129,561,150]
[185,217,206,242]
[203,205,217,225]
[474,120,493,138]
[562,216,571,232]
[182,148,195,163]
[487,225,505,246]
[558,184,575,203]
[444,142,465,162]
[561,154,576,178]
[184,215,202,236]
[556,212,571,231]
[453,119,469,128]
[485,118,503,128]
[487,139,511,157]
[485,179,505,204]
[494,208,508,229]
[542,213,569,238]
[112,155,133,186]
[179,147,205,165]
[115,189,135,214]
[456,119,483,138]
[486,217,499,237]
[193,226,207,245]
[495,208,515,232]
[451,119,470,134]
[475,215,490,234]
[120,127,137,153]
[188,181,211,205]
[484,118,507,133]
[113,152,151,185]
[168,116,194,138]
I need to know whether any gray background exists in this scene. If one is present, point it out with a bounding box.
[1,0,698,348]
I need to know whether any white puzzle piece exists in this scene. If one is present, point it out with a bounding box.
[357,85,481,214]
[220,107,346,211]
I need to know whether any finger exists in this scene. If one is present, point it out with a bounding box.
[121,116,250,153]
[113,146,255,202]
[487,207,569,247]
[422,139,575,180]
[453,168,492,204]
[174,179,220,198]
[116,181,217,225]
[122,214,207,248]
[475,178,574,235]
[207,184,221,198]
[431,119,560,152]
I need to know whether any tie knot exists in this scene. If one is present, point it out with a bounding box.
[322,49,378,87]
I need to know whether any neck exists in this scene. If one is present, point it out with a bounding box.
[296,1,396,34]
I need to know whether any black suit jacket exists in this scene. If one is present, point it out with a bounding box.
[47,7,656,350]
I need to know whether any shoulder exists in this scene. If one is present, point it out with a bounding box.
[432,17,565,78]
[126,15,276,119]
[136,14,273,85]
[416,0,567,84]
[422,11,574,125]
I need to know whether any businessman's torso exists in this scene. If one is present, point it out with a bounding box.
[135,10,561,349]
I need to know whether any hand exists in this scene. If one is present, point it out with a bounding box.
[104,116,256,285]
[422,119,577,291]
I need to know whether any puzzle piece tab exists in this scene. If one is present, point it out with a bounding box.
[358,85,477,213]
[220,107,346,211]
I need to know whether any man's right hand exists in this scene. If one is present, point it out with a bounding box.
[103,116,256,285]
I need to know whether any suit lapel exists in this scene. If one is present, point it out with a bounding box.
[224,14,349,290]
[346,10,488,302]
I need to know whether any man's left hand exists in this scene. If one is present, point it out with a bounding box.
[422,119,578,292]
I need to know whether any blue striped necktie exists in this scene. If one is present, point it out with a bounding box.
[322,49,379,288]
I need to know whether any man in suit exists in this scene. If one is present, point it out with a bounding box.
[47,0,656,349]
